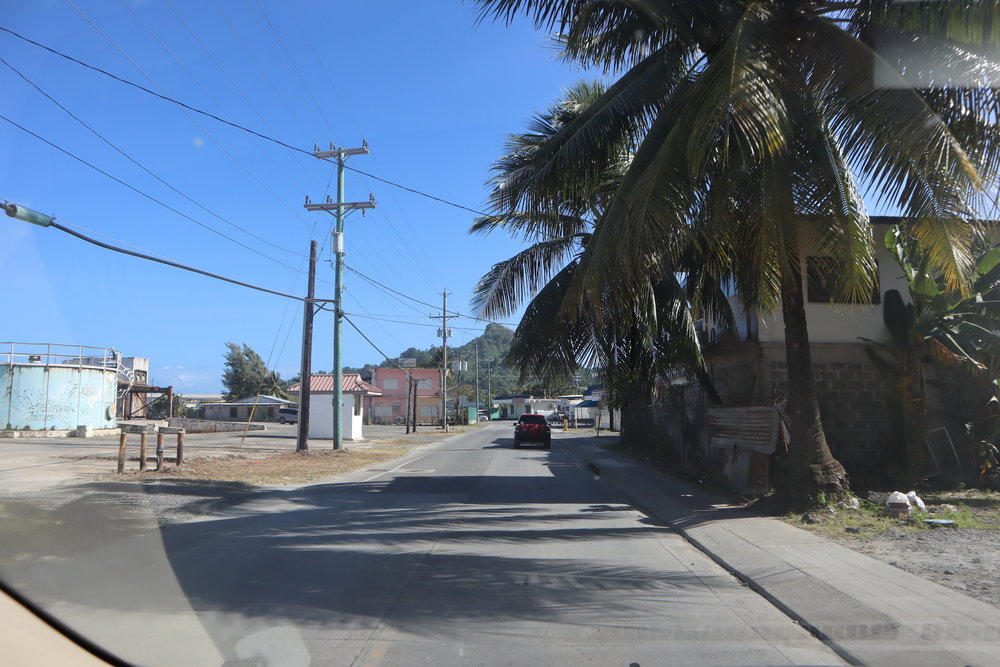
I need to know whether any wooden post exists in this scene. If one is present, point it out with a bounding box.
[176,430,185,466]
[117,432,127,473]
[139,432,148,471]
[412,377,418,432]
[156,431,165,471]
[405,376,412,434]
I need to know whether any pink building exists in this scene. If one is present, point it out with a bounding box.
[369,367,444,424]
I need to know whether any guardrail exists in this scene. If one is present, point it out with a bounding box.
[0,341,119,369]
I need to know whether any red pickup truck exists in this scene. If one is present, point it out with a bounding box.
[513,413,551,449]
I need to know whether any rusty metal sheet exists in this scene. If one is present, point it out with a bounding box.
[707,406,778,454]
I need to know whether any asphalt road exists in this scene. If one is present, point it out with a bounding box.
[2,422,845,666]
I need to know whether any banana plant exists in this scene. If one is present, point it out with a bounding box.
[862,227,1000,483]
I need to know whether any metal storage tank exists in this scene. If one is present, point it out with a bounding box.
[1,342,119,431]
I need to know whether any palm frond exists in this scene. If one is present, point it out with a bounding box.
[472,236,584,319]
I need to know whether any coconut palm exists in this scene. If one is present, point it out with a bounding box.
[472,81,729,444]
[477,0,1000,499]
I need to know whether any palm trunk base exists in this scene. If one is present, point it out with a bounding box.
[807,459,850,493]
[779,457,850,505]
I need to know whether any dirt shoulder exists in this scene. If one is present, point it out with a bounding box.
[0,426,472,566]
[785,490,1000,609]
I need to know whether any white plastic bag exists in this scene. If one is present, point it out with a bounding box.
[886,491,911,516]
[907,491,926,512]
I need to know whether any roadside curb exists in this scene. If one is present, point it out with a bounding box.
[581,454,863,667]
[563,439,1000,667]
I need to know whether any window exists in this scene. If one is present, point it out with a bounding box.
[229,406,238,418]
[353,395,361,416]
[382,378,399,390]
[416,379,433,390]
[807,256,880,304]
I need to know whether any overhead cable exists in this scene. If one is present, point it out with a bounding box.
[30,215,310,302]
[0,26,495,218]
[0,112,306,273]
[0,56,303,259]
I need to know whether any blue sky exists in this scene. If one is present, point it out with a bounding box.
[0,1,598,394]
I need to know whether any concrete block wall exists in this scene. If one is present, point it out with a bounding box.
[770,358,894,473]
[707,342,896,481]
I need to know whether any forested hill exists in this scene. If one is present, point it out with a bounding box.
[341,323,586,398]
[366,322,512,369]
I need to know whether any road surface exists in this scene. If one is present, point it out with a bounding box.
[1,422,844,666]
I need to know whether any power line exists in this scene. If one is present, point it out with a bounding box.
[4,204,312,302]
[0,55,304,260]
[63,1,314,228]
[344,264,519,326]
[343,312,500,333]
[0,112,307,273]
[124,0,322,195]
[0,26,496,219]
[252,0,337,138]
[209,0,328,152]
[341,314,413,374]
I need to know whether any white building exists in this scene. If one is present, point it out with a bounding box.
[289,374,381,440]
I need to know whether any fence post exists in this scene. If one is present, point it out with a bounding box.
[139,432,148,471]
[117,432,127,473]
[156,431,164,471]
[176,430,185,466]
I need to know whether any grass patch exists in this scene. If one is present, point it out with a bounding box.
[787,490,1000,539]
[110,447,408,487]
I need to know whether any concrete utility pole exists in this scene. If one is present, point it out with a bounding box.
[296,240,318,452]
[305,141,375,450]
[475,342,480,416]
[432,292,457,431]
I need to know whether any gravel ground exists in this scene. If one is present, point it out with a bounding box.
[832,527,1000,608]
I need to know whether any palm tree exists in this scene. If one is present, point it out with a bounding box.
[472,81,729,445]
[477,0,1000,500]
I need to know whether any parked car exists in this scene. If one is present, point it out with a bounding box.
[513,413,551,449]
[278,407,298,424]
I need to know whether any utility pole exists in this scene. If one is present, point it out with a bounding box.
[487,359,492,415]
[411,375,418,432]
[296,240,318,452]
[432,292,457,431]
[475,342,480,417]
[305,141,375,450]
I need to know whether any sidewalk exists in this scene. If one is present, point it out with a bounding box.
[564,434,1000,667]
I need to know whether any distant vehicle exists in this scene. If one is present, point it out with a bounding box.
[477,409,490,422]
[513,413,551,449]
[278,407,298,424]
[546,412,566,424]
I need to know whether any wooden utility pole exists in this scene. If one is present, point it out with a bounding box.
[305,142,375,449]
[411,376,418,432]
[296,240,318,452]
[432,292,457,431]
[405,375,412,434]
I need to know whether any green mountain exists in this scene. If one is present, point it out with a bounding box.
[349,323,586,399]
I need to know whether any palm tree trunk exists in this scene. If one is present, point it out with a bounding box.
[779,266,850,500]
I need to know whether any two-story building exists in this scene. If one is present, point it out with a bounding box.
[700,216,955,480]
[369,367,445,424]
